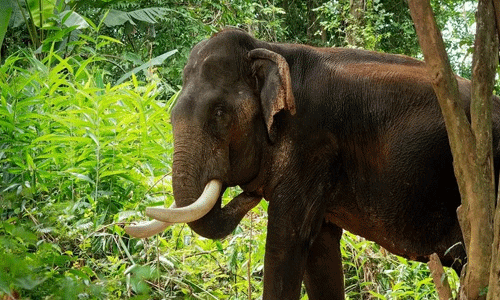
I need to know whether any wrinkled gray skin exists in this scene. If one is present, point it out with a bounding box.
[168,29,500,300]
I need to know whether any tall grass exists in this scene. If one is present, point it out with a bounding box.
[0,47,459,299]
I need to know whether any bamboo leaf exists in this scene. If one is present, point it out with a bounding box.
[69,172,95,184]
[116,49,178,85]
[33,134,91,143]
[97,35,122,45]
[0,2,12,57]
[87,132,99,147]
[60,10,88,29]
[25,152,35,170]
[0,120,15,131]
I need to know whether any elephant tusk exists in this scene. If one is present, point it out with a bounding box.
[125,203,178,238]
[146,179,223,223]
[124,219,173,238]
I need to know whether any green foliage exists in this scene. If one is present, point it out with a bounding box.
[102,8,172,27]
[0,37,174,298]
[0,3,12,58]
[341,232,460,300]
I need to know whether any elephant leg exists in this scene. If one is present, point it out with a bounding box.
[262,199,325,300]
[304,223,344,300]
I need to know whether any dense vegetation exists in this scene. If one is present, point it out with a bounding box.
[0,0,488,299]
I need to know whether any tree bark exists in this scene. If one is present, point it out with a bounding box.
[492,0,500,52]
[469,1,498,299]
[489,187,500,298]
[346,0,365,47]
[407,1,498,299]
[307,0,319,40]
[487,0,500,297]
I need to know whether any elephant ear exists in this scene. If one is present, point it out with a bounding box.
[249,48,296,142]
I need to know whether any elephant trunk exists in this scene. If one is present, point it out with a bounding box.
[125,129,262,239]
[170,149,261,239]
[181,191,262,239]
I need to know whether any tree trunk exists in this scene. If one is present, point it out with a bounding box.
[307,0,319,40]
[428,253,453,300]
[407,0,498,299]
[487,0,500,296]
[468,0,498,299]
[492,0,500,53]
[489,187,500,298]
[346,0,365,47]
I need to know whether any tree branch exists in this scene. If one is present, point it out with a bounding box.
[408,1,497,299]
[407,1,475,254]
[428,253,453,300]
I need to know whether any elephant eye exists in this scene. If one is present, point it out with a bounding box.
[214,107,224,117]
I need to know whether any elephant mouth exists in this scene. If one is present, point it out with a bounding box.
[125,180,228,238]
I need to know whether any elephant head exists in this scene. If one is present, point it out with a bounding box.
[125,29,296,239]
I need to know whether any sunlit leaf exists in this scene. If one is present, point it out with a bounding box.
[15,275,45,290]
[28,0,56,28]
[116,49,178,85]
[60,10,88,29]
[103,8,171,27]
[0,3,12,54]
[69,172,95,184]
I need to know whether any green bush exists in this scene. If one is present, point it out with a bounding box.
[0,42,173,298]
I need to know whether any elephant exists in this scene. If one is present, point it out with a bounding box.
[125,28,500,299]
